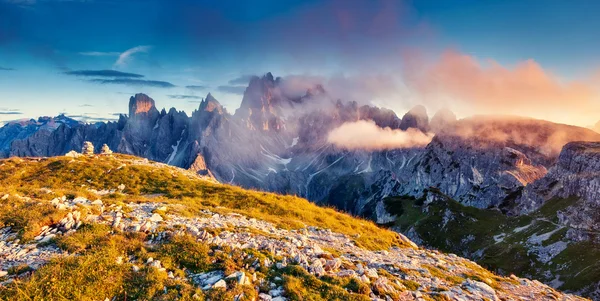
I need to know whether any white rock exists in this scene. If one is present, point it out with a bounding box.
[149,213,163,222]
[212,279,227,289]
[258,293,272,301]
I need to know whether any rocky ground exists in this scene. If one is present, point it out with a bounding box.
[0,190,587,300]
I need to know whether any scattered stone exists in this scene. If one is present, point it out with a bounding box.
[0,194,586,301]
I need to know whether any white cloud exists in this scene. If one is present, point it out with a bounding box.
[79,51,120,56]
[327,120,433,151]
[113,45,151,68]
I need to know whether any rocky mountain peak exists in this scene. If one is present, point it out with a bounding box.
[430,107,457,134]
[129,93,159,118]
[235,72,285,131]
[200,93,223,114]
[399,105,429,132]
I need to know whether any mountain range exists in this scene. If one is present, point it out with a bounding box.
[2,72,600,298]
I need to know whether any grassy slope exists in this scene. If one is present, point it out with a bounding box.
[0,154,407,250]
[0,154,419,300]
[386,191,600,295]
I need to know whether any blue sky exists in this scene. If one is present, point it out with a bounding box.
[1,0,599,126]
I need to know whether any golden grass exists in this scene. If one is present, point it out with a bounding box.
[0,155,410,250]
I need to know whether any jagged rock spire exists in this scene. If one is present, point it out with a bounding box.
[128,93,159,118]
[199,93,223,114]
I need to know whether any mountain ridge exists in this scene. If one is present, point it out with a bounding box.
[1,72,600,298]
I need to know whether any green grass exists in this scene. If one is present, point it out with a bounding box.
[549,241,600,293]
[388,189,595,294]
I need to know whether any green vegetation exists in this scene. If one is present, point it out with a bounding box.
[387,190,598,293]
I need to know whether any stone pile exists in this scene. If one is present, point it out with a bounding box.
[100,144,112,155]
[82,141,95,155]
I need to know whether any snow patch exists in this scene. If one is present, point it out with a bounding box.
[513,224,531,233]
[493,233,506,243]
[166,131,185,165]
[260,144,291,166]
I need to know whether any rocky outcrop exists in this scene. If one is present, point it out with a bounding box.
[188,153,214,178]
[516,142,600,232]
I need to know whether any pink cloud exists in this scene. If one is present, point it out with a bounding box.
[404,50,600,126]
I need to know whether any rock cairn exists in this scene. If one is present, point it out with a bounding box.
[81,141,95,155]
[100,144,113,155]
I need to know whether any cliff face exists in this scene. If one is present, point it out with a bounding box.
[516,142,600,234]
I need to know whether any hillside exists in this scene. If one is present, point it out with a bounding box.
[0,153,585,300]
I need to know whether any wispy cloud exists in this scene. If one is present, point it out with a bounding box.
[64,69,144,78]
[0,67,15,71]
[168,94,202,99]
[79,51,121,57]
[89,78,176,88]
[186,85,206,91]
[228,75,254,85]
[0,108,23,115]
[114,45,151,68]
[79,104,93,107]
[64,113,118,123]
[217,85,246,95]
